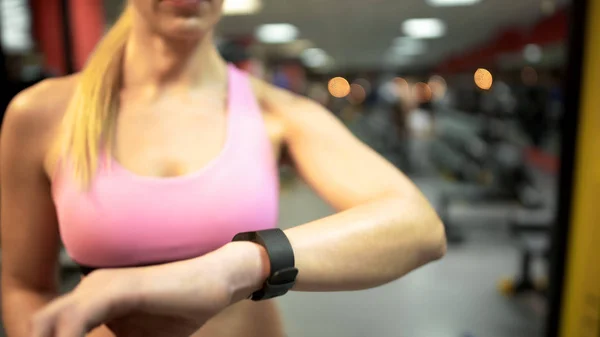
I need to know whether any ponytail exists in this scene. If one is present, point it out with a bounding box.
[55,6,133,186]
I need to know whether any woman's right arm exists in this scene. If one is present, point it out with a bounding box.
[1,83,64,337]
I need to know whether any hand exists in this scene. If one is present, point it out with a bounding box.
[30,242,269,337]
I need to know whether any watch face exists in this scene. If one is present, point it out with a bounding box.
[271,267,299,285]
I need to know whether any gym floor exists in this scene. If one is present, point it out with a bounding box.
[277,179,546,337]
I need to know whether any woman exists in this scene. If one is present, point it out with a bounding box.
[0,1,446,337]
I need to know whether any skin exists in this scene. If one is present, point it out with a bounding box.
[0,0,446,336]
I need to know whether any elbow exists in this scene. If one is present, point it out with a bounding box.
[398,195,447,264]
[382,194,448,266]
[427,220,447,261]
[415,197,447,262]
[389,194,447,263]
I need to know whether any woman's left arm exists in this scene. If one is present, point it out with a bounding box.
[232,85,446,293]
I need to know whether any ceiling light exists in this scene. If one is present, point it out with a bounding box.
[1,0,33,52]
[255,23,299,44]
[301,48,329,68]
[223,0,262,15]
[426,0,481,6]
[523,44,543,63]
[402,18,446,39]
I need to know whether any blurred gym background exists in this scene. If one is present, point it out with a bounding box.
[0,0,573,336]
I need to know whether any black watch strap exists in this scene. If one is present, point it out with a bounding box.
[232,228,298,301]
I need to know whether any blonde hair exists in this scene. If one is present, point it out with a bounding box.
[55,6,133,185]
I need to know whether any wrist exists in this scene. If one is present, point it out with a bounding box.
[219,241,270,302]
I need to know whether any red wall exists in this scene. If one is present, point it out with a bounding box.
[30,0,67,75]
[30,0,105,74]
[437,9,568,73]
[68,0,105,71]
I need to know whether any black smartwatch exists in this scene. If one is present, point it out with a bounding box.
[232,228,298,301]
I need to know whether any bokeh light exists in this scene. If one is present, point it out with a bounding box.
[328,77,351,98]
[523,44,543,64]
[474,68,493,90]
[521,66,538,86]
[348,83,367,105]
[301,48,329,68]
[354,78,372,95]
[393,77,410,98]
[428,75,447,100]
[413,82,433,103]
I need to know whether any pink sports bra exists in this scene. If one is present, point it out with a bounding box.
[52,65,279,273]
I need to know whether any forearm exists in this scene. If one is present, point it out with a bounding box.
[2,287,56,337]
[138,196,446,305]
[285,196,446,291]
[219,195,446,296]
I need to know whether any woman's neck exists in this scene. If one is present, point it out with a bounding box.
[122,27,227,95]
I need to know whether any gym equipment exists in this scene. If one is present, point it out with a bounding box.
[353,105,411,171]
[498,208,553,297]
[432,109,547,244]
[429,110,485,182]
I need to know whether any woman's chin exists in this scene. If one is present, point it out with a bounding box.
[161,19,214,40]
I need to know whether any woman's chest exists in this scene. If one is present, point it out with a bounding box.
[55,158,280,267]
[54,112,283,268]
[113,100,285,178]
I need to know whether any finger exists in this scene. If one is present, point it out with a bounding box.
[30,313,55,337]
[30,296,71,337]
[55,309,88,337]
[33,294,98,337]
[66,294,117,336]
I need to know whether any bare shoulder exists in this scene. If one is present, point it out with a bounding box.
[1,74,79,172]
[249,76,318,115]
[3,74,79,135]
[248,76,340,137]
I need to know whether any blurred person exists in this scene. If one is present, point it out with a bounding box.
[407,103,433,139]
[271,66,291,90]
[406,102,435,176]
[369,76,413,170]
[391,81,410,142]
[400,79,435,175]
[0,2,446,337]
[546,70,563,136]
[515,84,549,147]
